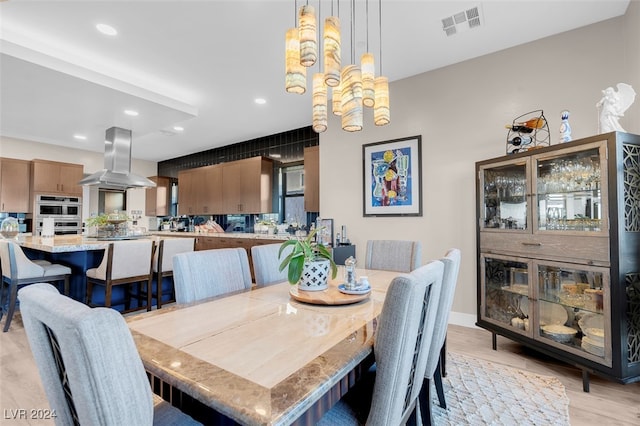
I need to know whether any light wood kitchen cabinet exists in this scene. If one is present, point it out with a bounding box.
[198,165,223,215]
[222,157,273,214]
[0,158,31,212]
[145,176,171,217]
[32,159,83,196]
[177,169,197,215]
[304,145,319,212]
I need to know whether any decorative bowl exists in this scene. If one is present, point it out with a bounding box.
[541,324,577,343]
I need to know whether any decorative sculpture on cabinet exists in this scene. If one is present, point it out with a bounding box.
[596,83,636,133]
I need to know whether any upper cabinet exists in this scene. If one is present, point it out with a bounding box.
[32,159,83,196]
[178,157,273,216]
[145,176,171,217]
[0,158,31,212]
[304,146,319,212]
[222,157,273,214]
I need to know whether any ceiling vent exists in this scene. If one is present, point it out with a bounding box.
[442,6,482,37]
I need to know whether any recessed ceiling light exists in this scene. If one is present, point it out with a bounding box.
[124,109,139,116]
[254,98,267,105]
[96,23,118,36]
[73,134,87,140]
[173,126,184,132]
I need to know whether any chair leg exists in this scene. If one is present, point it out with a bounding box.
[155,276,162,310]
[3,283,18,332]
[146,277,152,312]
[86,280,94,306]
[434,358,447,409]
[105,283,112,308]
[63,276,70,296]
[440,338,447,377]
[419,377,434,426]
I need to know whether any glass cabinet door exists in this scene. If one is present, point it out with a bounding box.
[481,254,531,335]
[535,261,611,366]
[479,159,529,231]
[533,142,607,233]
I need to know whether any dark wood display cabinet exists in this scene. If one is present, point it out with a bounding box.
[475,131,640,391]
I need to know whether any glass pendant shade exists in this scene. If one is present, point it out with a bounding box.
[312,73,328,133]
[285,28,306,94]
[374,76,390,126]
[341,65,363,132]
[332,86,342,116]
[299,5,317,67]
[361,52,375,108]
[323,16,341,87]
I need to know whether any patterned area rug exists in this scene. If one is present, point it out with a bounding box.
[432,352,570,425]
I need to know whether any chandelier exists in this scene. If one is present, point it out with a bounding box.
[285,0,390,133]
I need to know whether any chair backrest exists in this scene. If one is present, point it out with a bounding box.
[173,248,252,304]
[364,240,422,273]
[423,248,461,379]
[92,240,154,280]
[367,260,444,426]
[18,283,154,425]
[0,240,44,279]
[251,243,293,286]
[153,238,195,273]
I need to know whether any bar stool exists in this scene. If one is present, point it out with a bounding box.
[86,239,154,312]
[0,240,71,332]
[150,237,195,308]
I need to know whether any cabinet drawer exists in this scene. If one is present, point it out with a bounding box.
[480,232,609,265]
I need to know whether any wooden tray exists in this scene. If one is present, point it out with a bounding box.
[289,284,370,305]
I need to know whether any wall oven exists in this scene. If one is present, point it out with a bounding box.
[35,195,82,235]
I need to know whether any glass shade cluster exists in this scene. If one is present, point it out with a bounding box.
[285,3,390,133]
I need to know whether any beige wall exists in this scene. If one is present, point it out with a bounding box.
[0,136,157,224]
[319,9,640,325]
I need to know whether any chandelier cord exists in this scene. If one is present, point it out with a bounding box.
[366,0,369,53]
[378,0,382,75]
[351,0,355,64]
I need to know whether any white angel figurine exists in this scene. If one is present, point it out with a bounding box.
[596,83,636,133]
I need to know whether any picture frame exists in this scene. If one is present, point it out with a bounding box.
[362,135,422,217]
[316,218,334,246]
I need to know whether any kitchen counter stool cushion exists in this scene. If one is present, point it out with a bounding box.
[173,248,252,304]
[251,243,293,287]
[18,283,201,425]
[85,239,154,312]
[365,240,422,273]
[319,260,444,426]
[151,237,195,308]
[0,240,71,332]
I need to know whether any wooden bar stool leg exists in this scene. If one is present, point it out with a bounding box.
[3,283,18,332]
[147,278,152,311]
[86,281,94,306]
[105,283,112,308]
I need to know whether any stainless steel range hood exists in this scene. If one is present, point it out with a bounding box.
[78,127,157,189]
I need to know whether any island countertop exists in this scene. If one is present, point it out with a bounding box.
[149,230,293,240]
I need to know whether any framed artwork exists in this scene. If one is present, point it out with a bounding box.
[362,135,422,217]
[317,218,334,246]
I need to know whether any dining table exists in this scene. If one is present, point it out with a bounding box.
[127,268,399,426]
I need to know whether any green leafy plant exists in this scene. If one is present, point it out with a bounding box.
[86,213,110,227]
[278,227,337,285]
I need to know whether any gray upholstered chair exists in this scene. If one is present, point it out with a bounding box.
[419,248,461,425]
[318,260,444,426]
[86,239,155,312]
[18,283,201,425]
[251,243,293,287]
[0,240,71,332]
[150,237,195,308]
[364,240,422,273]
[173,248,252,304]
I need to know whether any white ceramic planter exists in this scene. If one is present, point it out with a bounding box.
[298,259,330,291]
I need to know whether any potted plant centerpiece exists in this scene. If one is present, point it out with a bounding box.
[278,227,337,291]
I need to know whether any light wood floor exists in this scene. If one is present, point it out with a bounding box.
[1,314,639,425]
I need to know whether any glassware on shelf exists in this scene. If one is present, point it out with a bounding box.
[0,217,19,239]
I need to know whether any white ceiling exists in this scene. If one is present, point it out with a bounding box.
[0,0,630,162]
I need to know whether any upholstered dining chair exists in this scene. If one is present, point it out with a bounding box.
[318,260,444,426]
[18,283,201,425]
[251,243,293,287]
[150,237,195,308]
[85,239,154,312]
[364,240,422,273]
[0,240,71,332]
[172,248,252,304]
[418,248,461,425]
